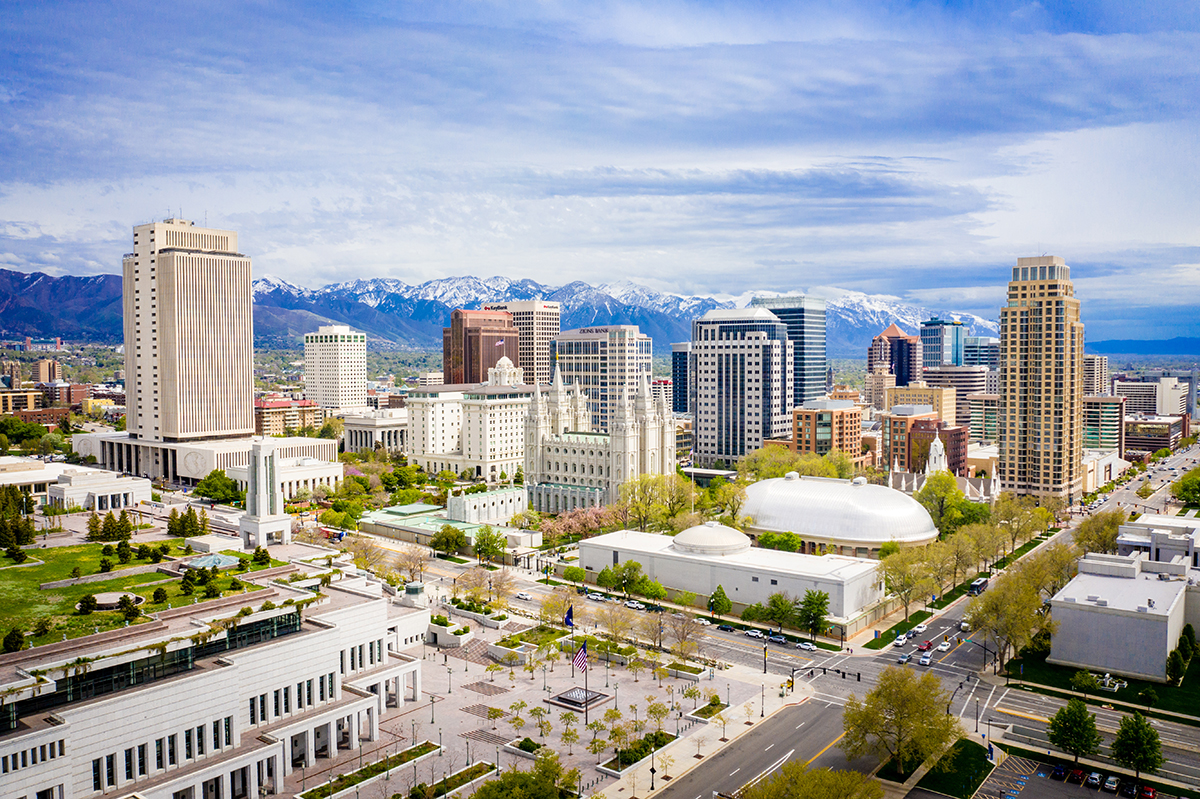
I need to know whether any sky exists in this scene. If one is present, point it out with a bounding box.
[1,1,1199,341]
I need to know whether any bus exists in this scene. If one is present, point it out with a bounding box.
[968,577,989,596]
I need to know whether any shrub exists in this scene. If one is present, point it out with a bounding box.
[70,566,81,579]
[2,627,24,654]
[78,594,98,614]
[453,626,470,635]
[613,730,673,768]
[6,545,28,563]
[152,587,169,604]
[516,737,541,753]
[1167,649,1185,684]
[260,600,276,611]
[430,615,451,627]
[136,544,152,560]
[150,550,163,563]
[98,558,113,573]
[228,577,242,591]
[1180,633,1195,662]
[101,544,114,557]
[33,618,52,636]
[204,582,221,599]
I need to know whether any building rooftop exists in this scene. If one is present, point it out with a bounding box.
[696,307,782,323]
[887,404,936,416]
[1052,572,1186,617]
[801,399,857,411]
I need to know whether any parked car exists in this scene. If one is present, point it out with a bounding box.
[1050,764,1067,781]
[898,652,911,664]
[767,634,788,644]
[1068,769,1086,784]
[745,629,765,639]
[796,641,817,651]
[913,623,928,634]
[1118,782,1137,798]
[514,592,532,601]
[917,640,933,651]
[1085,772,1103,789]
[1103,776,1120,793]
[918,653,933,666]
[717,624,735,632]
[936,641,952,652]
[586,593,605,601]
[1138,787,1157,799]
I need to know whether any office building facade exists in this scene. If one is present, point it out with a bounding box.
[867,323,923,386]
[671,342,691,414]
[690,308,793,467]
[999,256,1085,500]
[863,366,896,410]
[481,300,560,385]
[921,366,989,432]
[881,404,939,472]
[920,318,966,368]
[1084,354,1109,396]
[771,399,868,467]
[551,325,652,432]
[1113,376,1188,417]
[123,219,254,442]
[884,382,957,426]
[964,336,1001,369]
[442,309,520,385]
[304,325,367,411]
[909,419,969,476]
[34,359,61,383]
[750,295,827,404]
[1083,395,1126,455]
[968,394,1001,444]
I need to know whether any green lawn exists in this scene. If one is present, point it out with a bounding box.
[915,739,993,799]
[1009,649,1200,719]
[0,543,266,645]
[864,610,933,650]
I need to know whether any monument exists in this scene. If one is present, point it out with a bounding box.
[239,440,293,547]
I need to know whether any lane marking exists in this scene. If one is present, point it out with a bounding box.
[796,722,806,729]
[743,749,795,790]
[765,744,774,751]
[730,768,740,776]
[807,732,846,765]
[995,707,1049,723]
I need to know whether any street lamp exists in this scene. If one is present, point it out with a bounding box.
[447,666,453,695]
[761,684,765,718]
[975,698,980,733]
[439,728,443,756]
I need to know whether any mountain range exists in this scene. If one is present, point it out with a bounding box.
[0,267,1008,357]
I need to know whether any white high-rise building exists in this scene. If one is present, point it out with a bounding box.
[304,325,367,411]
[551,325,652,432]
[1084,354,1109,396]
[690,308,794,467]
[1113,376,1188,416]
[123,218,253,442]
[482,300,561,385]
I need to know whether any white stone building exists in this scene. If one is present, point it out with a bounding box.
[445,485,528,525]
[525,370,675,513]
[45,468,153,512]
[304,325,368,412]
[0,573,429,799]
[343,409,407,455]
[578,522,885,635]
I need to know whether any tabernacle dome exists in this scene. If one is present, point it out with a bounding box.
[742,472,938,558]
[670,521,752,556]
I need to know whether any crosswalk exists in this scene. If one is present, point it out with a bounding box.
[975,754,1039,799]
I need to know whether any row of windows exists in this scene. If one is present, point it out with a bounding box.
[90,716,231,793]
[1,739,64,775]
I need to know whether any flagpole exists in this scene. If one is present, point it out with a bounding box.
[584,646,589,726]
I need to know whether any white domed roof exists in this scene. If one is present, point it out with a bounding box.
[496,356,514,368]
[671,521,752,556]
[743,472,938,545]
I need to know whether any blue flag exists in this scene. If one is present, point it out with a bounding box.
[564,606,574,628]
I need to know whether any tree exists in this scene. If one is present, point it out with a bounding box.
[429,524,467,556]
[563,565,586,584]
[152,586,168,604]
[877,548,932,621]
[714,479,749,526]
[342,534,386,571]
[1111,712,1164,785]
[1074,509,1127,555]
[764,592,796,631]
[611,560,644,596]
[797,589,830,640]
[740,761,884,799]
[968,568,1049,670]
[1172,467,1200,505]
[86,512,102,541]
[961,522,1005,570]
[192,469,245,505]
[77,594,98,614]
[841,666,961,772]
[946,530,977,586]
[472,524,505,565]
[597,602,636,643]
[665,612,703,659]
[1047,699,1101,762]
[914,472,968,534]
[709,584,732,616]
[2,627,24,653]
[1166,649,1185,684]
[619,474,667,531]
[486,706,505,730]
[1070,670,1098,697]
[538,586,575,626]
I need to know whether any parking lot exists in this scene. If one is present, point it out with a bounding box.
[972,752,1179,799]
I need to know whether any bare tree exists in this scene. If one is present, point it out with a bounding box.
[395,544,428,581]
[597,603,637,643]
[458,567,489,602]
[343,534,387,572]
[665,613,703,660]
[489,567,515,606]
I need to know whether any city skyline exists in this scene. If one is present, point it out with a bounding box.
[0,3,1198,343]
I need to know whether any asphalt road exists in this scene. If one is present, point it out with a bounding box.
[655,699,874,799]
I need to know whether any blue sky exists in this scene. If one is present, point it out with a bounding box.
[1,1,1199,341]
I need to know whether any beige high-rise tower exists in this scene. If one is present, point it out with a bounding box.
[999,256,1084,500]
[123,219,254,443]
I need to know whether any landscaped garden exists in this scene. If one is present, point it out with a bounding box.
[914,739,993,799]
[299,741,440,799]
[497,624,568,650]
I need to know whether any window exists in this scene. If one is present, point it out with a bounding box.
[250,698,257,725]
[168,734,177,765]
[225,716,232,747]
[751,576,759,582]
[156,738,164,770]
[106,753,116,786]
[213,720,221,750]
[125,747,134,779]
[138,743,147,775]
[93,758,102,791]
[307,679,313,706]
[284,687,291,713]
[274,689,281,717]
[184,730,193,760]
[260,694,267,722]
[196,725,205,755]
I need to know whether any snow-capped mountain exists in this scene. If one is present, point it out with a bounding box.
[248,274,997,356]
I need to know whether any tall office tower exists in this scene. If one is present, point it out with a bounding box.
[304,325,367,411]
[750,295,827,404]
[690,308,794,467]
[1083,395,1126,455]
[1083,354,1109,396]
[34,359,62,383]
[1,360,21,388]
[481,300,560,384]
[999,256,1084,500]
[867,323,923,386]
[968,394,1001,444]
[442,309,520,385]
[920,318,967,368]
[552,325,652,431]
[922,365,989,432]
[964,336,1001,369]
[671,342,691,414]
[123,218,253,442]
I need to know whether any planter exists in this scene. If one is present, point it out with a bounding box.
[427,622,472,649]
[296,741,440,799]
[595,732,677,777]
[442,603,505,630]
[685,702,729,723]
[668,666,702,682]
[503,737,545,761]
[487,640,535,665]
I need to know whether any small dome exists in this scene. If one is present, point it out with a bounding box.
[496,356,514,368]
[671,521,752,556]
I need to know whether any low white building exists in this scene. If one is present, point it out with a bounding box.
[1081,448,1131,494]
[1048,551,1199,682]
[445,485,528,525]
[578,522,886,635]
[46,468,153,512]
[0,572,429,799]
[343,409,407,455]
[1116,512,1200,567]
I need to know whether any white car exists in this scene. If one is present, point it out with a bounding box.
[745,629,765,639]
[514,592,533,601]
[586,593,605,601]
[918,653,933,666]
[893,636,907,648]
[936,641,952,652]
[696,618,711,626]
[913,623,928,634]
[796,641,818,652]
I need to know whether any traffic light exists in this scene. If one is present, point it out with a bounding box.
[787,678,794,690]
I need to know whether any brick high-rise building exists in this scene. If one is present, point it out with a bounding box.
[910,419,969,476]
[442,309,520,385]
[999,256,1084,500]
[481,300,560,385]
[867,323,922,386]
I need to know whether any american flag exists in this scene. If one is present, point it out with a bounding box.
[572,642,588,672]
[495,339,505,346]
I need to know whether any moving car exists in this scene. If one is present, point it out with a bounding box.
[717,624,735,632]
[1085,773,1103,789]
[696,618,711,626]
[1050,765,1067,781]
[1103,776,1120,793]
[898,652,911,664]
[767,634,788,644]
[514,592,532,601]
[893,636,907,648]
[918,653,933,666]
[913,623,928,634]
[745,629,765,639]
[936,641,952,652]
[796,641,817,651]
[917,640,933,651]
[586,593,605,601]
